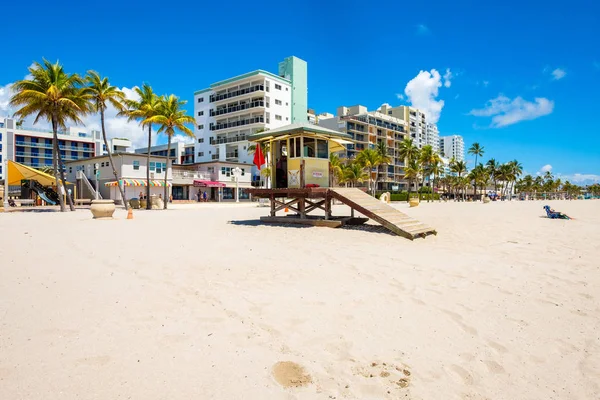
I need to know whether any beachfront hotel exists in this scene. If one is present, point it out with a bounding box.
[0,117,134,180]
[439,135,465,162]
[193,56,307,183]
[318,105,410,191]
[0,117,103,179]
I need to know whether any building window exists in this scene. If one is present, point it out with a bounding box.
[285,87,288,91]
[198,138,204,143]
[286,102,288,106]
[286,117,289,121]
[106,162,110,167]
[69,167,72,173]
[198,152,204,157]
[197,97,204,103]
[275,115,282,121]
[156,163,162,174]
[149,162,155,171]
[197,124,204,130]
[275,99,282,106]
[275,84,282,90]
[198,111,204,116]
[101,162,105,167]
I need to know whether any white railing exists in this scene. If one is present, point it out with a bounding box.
[78,171,102,199]
[172,171,213,180]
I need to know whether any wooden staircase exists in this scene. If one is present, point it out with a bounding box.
[329,188,437,240]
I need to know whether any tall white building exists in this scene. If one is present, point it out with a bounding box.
[193,56,307,181]
[439,135,465,162]
[0,117,103,180]
[425,123,440,153]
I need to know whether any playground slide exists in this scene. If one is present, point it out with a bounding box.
[36,190,56,205]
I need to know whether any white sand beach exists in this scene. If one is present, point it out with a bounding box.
[1,200,599,399]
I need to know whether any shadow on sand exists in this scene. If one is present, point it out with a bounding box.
[228,219,398,237]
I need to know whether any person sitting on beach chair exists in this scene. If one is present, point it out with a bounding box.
[543,205,571,220]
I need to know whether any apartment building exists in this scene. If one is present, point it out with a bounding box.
[135,142,195,165]
[193,56,307,179]
[318,105,409,191]
[376,104,428,149]
[0,117,104,179]
[439,135,465,162]
[425,123,440,153]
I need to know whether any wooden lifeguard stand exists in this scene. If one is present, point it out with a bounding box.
[247,123,437,239]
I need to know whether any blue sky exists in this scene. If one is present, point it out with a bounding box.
[1,0,599,183]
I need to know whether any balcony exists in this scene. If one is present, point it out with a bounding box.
[225,151,239,159]
[210,84,265,102]
[172,170,213,180]
[211,154,220,160]
[210,135,248,145]
[210,100,265,117]
[210,116,264,131]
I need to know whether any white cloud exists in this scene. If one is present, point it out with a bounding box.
[469,95,554,128]
[395,93,404,100]
[540,164,552,173]
[443,69,452,88]
[562,173,600,184]
[551,68,566,80]
[404,69,450,124]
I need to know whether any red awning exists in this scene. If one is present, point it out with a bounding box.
[193,180,226,188]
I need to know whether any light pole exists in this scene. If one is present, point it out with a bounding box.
[232,167,242,203]
[94,163,99,200]
[3,158,9,210]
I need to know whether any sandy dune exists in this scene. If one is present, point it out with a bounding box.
[1,200,599,399]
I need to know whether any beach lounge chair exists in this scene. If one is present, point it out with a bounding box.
[543,205,570,220]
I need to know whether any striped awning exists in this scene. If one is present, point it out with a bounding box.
[104,179,171,187]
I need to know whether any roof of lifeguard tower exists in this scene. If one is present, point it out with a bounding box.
[248,122,353,142]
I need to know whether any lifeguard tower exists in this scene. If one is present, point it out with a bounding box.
[247,123,436,240]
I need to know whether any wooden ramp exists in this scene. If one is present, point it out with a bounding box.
[329,188,437,240]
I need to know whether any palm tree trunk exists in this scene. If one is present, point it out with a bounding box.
[146,124,152,210]
[56,148,75,211]
[164,135,171,209]
[101,109,128,210]
[51,117,66,212]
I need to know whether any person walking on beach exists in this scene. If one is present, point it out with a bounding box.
[203,191,207,202]
[196,191,201,202]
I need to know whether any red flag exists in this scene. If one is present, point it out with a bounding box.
[253,143,265,170]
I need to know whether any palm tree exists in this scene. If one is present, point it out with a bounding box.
[486,158,500,193]
[10,59,88,212]
[143,94,195,209]
[469,163,487,200]
[329,152,344,187]
[375,141,392,192]
[450,160,467,200]
[84,71,128,209]
[398,138,420,198]
[418,145,435,195]
[497,163,513,199]
[429,154,444,202]
[403,158,421,201]
[123,84,160,209]
[508,160,523,200]
[468,142,484,168]
[356,148,382,196]
[342,161,369,187]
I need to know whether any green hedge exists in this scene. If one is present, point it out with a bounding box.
[375,192,440,201]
